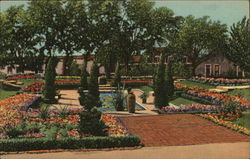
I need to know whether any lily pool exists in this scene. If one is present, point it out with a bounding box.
[98,92,146,111]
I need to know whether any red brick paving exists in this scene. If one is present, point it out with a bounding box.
[119,114,250,146]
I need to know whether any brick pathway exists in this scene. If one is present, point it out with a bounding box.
[119,114,250,146]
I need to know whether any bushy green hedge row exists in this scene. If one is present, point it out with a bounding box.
[0,135,141,152]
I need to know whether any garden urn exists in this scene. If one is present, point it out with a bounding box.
[127,92,136,113]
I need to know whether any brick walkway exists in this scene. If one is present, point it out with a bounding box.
[119,114,250,146]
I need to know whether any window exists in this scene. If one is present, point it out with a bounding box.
[205,64,211,77]
[214,64,221,76]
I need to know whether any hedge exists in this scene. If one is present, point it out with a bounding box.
[0,135,141,152]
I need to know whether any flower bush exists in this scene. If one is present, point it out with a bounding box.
[101,114,128,136]
[55,80,80,85]
[162,104,220,113]
[198,113,250,136]
[0,94,39,133]
[174,83,250,109]
[56,76,81,80]
[23,82,44,93]
[190,76,250,86]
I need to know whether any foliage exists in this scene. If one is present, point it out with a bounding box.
[139,92,148,99]
[227,17,250,72]
[175,15,228,75]
[154,53,168,109]
[113,62,121,87]
[79,108,107,136]
[69,60,81,76]
[80,55,88,90]
[5,122,28,138]
[221,99,242,115]
[165,63,175,99]
[111,85,125,111]
[172,62,192,78]
[87,62,101,108]
[0,135,141,152]
[40,103,51,120]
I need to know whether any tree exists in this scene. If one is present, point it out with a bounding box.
[176,16,228,75]
[227,17,250,72]
[154,53,168,109]
[115,0,154,74]
[43,57,57,103]
[2,6,42,72]
[113,62,121,87]
[87,61,101,108]
[80,55,88,90]
[165,62,174,100]
[69,60,81,76]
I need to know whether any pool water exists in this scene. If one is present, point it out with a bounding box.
[98,92,146,112]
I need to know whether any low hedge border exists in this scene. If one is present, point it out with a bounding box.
[0,135,141,152]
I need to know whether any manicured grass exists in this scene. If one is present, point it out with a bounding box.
[0,79,43,100]
[170,97,201,106]
[232,110,250,130]
[0,89,18,100]
[18,79,43,88]
[226,89,250,100]
[138,86,153,94]
[179,80,215,89]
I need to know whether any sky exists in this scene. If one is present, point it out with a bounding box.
[0,0,249,27]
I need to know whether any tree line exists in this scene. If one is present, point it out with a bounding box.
[0,0,249,76]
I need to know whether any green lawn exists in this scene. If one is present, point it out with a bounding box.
[232,110,250,130]
[226,89,250,100]
[170,97,201,106]
[18,79,43,88]
[179,80,215,89]
[138,86,153,94]
[0,79,43,100]
[0,89,18,100]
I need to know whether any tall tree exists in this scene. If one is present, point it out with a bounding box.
[116,0,154,74]
[154,53,167,109]
[43,57,57,103]
[227,17,250,72]
[3,6,42,72]
[176,16,228,75]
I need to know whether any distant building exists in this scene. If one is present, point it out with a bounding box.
[0,52,245,78]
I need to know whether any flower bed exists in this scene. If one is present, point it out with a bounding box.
[0,94,40,132]
[23,82,44,93]
[55,80,80,85]
[6,74,42,80]
[198,113,250,136]
[190,77,250,86]
[174,83,250,109]
[56,76,81,80]
[161,104,220,113]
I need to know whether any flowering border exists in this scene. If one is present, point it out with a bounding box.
[197,113,250,136]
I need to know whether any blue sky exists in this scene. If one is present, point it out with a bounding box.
[0,0,249,27]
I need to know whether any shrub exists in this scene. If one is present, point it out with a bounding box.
[154,54,168,109]
[70,60,81,76]
[79,108,107,136]
[43,57,57,102]
[112,85,125,111]
[5,123,28,138]
[0,135,140,152]
[80,56,88,90]
[88,62,101,107]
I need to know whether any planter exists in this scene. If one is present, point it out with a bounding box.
[127,93,135,113]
